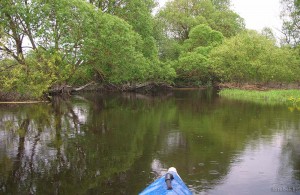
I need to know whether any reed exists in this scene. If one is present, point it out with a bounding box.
[219,89,300,106]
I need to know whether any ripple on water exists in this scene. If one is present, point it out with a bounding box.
[209,170,220,175]
[210,161,219,165]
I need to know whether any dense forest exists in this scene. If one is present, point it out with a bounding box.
[0,0,300,100]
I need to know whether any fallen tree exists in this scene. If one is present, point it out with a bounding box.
[48,81,97,95]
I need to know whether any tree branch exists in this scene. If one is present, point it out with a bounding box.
[73,81,96,91]
[0,46,24,64]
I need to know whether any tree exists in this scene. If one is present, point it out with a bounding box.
[0,0,99,97]
[261,27,276,42]
[208,9,245,37]
[0,0,30,65]
[174,24,224,84]
[211,0,230,10]
[183,24,224,51]
[0,0,168,99]
[280,0,300,46]
[210,30,300,83]
[82,13,151,83]
[87,0,178,83]
[88,0,159,60]
[154,0,244,63]
[156,0,244,42]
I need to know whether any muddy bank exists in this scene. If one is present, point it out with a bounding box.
[0,82,173,102]
[2,82,299,102]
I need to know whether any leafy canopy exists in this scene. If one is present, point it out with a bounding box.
[174,24,224,83]
[210,30,300,83]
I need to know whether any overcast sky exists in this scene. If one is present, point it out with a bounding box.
[231,0,282,35]
[158,0,283,37]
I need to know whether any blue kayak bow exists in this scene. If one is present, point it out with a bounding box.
[139,167,192,195]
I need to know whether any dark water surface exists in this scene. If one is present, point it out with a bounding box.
[0,89,299,194]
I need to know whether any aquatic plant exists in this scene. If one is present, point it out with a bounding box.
[219,89,300,107]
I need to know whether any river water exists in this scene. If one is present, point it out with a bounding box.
[0,89,299,194]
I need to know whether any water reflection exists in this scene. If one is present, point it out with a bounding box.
[207,132,299,195]
[0,90,299,194]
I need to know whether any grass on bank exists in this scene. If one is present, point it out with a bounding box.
[219,89,300,106]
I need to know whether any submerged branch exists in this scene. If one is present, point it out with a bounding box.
[73,81,96,92]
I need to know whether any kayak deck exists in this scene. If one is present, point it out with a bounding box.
[139,167,192,195]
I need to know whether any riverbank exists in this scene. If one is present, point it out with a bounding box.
[1,81,300,103]
[219,88,300,106]
[0,82,174,102]
[217,82,300,106]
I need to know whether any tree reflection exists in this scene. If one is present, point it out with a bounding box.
[0,94,165,194]
[280,129,300,182]
[0,90,299,194]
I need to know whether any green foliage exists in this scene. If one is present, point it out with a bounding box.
[211,0,230,10]
[175,52,210,83]
[160,39,183,61]
[0,0,173,97]
[208,9,245,38]
[0,0,97,97]
[79,8,176,84]
[147,61,177,84]
[0,50,71,98]
[153,17,183,61]
[88,0,159,61]
[154,0,244,75]
[118,0,159,60]
[1,0,300,99]
[280,0,300,46]
[174,24,224,84]
[183,24,224,51]
[156,0,244,41]
[210,31,300,83]
[261,27,276,42]
[82,12,150,83]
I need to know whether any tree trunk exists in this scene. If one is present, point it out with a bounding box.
[49,82,96,95]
